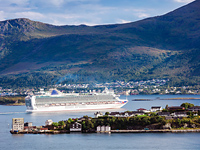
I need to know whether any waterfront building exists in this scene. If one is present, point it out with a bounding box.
[24,126,36,131]
[105,126,111,132]
[39,128,48,132]
[97,125,111,132]
[188,106,200,112]
[151,106,162,112]
[109,111,145,117]
[137,108,150,113]
[167,106,185,111]
[70,122,82,132]
[45,119,53,126]
[157,112,172,119]
[12,118,24,131]
[122,112,134,117]
[24,122,33,127]
[131,111,145,116]
[171,112,188,118]
[157,112,170,116]
[94,112,103,118]
[97,126,101,132]
[109,112,121,117]
[101,126,106,132]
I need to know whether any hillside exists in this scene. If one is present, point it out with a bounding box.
[0,0,200,87]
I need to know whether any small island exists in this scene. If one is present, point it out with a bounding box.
[0,96,25,106]
[10,103,200,134]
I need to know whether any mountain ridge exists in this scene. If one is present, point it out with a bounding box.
[0,0,200,87]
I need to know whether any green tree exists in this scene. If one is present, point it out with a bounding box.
[176,118,182,128]
[105,112,109,115]
[67,118,73,124]
[58,121,65,127]
[187,111,194,119]
[181,103,194,110]
[52,122,58,127]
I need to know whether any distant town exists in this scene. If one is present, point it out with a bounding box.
[0,79,199,96]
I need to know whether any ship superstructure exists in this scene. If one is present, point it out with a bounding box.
[25,88,128,112]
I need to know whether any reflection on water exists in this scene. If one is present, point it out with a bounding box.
[0,112,25,115]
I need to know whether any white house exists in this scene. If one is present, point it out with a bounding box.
[105,126,111,132]
[100,125,106,132]
[188,106,200,112]
[171,112,188,118]
[94,112,103,118]
[97,126,101,132]
[70,122,82,132]
[45,119,53,126]
[97,125,111,132]
[137,108,150,113]
[151,106,162,112]
[108,112,121,117]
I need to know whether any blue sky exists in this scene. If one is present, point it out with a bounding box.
[0,0,195,26]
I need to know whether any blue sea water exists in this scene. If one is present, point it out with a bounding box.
[1,95,200,150]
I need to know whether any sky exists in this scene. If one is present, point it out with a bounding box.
[0,0,195,26]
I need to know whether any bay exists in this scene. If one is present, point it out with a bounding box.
[1,95,200,150]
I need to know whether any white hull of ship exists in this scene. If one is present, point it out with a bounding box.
[26,103,127,113]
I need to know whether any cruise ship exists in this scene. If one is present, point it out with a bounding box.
[25,88,128,112]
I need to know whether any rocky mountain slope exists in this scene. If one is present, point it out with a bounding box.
[0,0,199,87]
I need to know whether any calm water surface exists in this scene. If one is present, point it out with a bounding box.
[1,95,200,150]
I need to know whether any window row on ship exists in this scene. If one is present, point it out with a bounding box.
[35,96,115,104]
[36,95,113,100]
[35,99,116,104]
[35,101,117,107]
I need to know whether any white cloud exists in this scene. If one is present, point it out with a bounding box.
[0,0,29,7]
[0,0,195,26]
[0,11,6,20]
[45,11,103,26]
[14,11,45,20]
[50,0,64,7]
[124,8,150,19]
[136,13,150,18]
[173,0,195,3]
[117,19,131,24]
[0,0,32,13]
[45,13,81,25]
